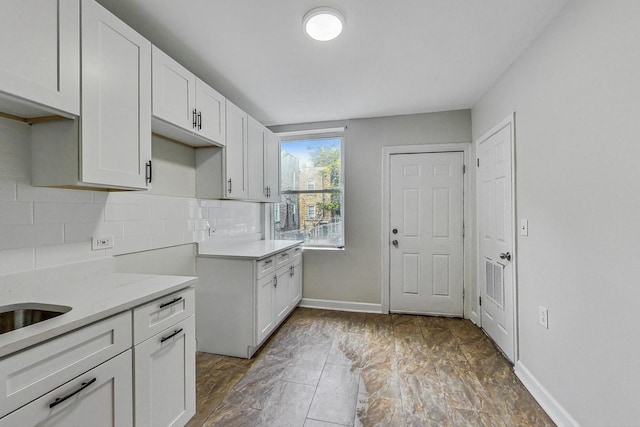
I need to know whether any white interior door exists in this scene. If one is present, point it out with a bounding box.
[477,120,515,362]
[389,152,464,316]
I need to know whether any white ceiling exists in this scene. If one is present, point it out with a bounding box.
[98,0,568,126]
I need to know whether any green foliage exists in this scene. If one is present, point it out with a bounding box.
[309,146,341,188]
[309,146,341,216]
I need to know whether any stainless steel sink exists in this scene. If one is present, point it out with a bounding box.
[0,303,72,334]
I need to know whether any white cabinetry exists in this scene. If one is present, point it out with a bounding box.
[31,0,152,191]
[0,0,80,118]
[248,117,280,202]
[0,312,133,425]
[0,350,133,427]
[196,107,279,202]
[225,100,249,199]
[152,46,225,147]
[195,244,303,358]
[133,288,196,427]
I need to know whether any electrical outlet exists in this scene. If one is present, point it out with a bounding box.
[539,306,549,329]
[209,228,216,236]
[92,235,114,250]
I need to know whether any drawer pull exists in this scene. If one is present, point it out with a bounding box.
[49,377,97,408]
[159,297,183,309]
[280,253,288,258]
[160,328,184,343]
[264,259,273,265]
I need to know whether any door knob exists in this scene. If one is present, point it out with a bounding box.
[392,240,399,248]
[499,252,511,261]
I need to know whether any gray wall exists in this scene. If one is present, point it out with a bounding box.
[272,110,471,305]
[472,1,640,424]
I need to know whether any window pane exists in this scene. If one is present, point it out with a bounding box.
[275,136,343,248]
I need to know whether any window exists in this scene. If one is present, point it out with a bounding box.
[273,129,344,249]
[307,205,316,219]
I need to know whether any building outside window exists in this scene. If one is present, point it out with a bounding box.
[273,130,344,249]
[307,205,316,219]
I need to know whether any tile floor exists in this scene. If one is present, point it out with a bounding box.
[187,308,554,427]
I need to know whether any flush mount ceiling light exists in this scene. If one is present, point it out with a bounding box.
[303,7,345,41]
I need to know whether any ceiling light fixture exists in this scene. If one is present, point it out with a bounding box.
[303,7,345,41]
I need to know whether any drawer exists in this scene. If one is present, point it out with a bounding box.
[275,250,292,269]
[133,287,194,345]
[290,245,303,260]
[0,311,131,418]
[0,350,133,427]
[256,256,276,279]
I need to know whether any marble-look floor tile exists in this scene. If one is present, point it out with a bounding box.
[258,380,316,426]
[304,419,348,427]
[307,363,360,425]
[354,393,404,427]
[189,308,554,427]
[358,366,402,400]
[449,408,506,427]
[327,331,364,367]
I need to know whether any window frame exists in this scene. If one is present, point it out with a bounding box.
[272,127,345,250]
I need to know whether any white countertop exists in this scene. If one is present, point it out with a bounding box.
[0,259,196,358]
[197,239,303,260]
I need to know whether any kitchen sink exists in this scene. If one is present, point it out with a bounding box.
[0,303,72,335]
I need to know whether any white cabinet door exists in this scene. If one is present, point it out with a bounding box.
[0,350,133,427]
[275,266,291,325]
[289,257,303,307]
[80,0,151,189]
[257,274,275,344]
[152,46,196,133]
[0,0,79,117]
[225,100,248,199]
[135,316,195,427]
[265,130,281,201]
[196,79,226,146]
[248,116,267,201]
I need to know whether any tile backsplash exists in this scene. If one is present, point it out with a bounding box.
[0,118,263,275]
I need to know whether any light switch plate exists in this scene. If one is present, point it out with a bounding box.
[521,219,529,236]
[539,306,549,329]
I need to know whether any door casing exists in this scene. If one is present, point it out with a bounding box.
[474,113,518,362]
[381,143,473,315]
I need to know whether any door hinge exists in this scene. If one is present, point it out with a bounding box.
[463,164,466,174]
[463,288,465,299]
[462,224,465,237]
[479,296,482,306]
[477,158,480,167]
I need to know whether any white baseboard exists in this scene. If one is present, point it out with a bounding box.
[515,361,580,427]
[299,298,382,314]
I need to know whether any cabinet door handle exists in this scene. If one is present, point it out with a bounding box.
[192,109,198,128]
[146,160,152,184]
[228,179,232,194]
[160,328,184,343]
[159,296,183,309]
[197,111,202,130]
[273,275,277,287]
[49,377,97,408]
[290,265,294,277]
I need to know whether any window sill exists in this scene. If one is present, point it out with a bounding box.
[303,246,345,251]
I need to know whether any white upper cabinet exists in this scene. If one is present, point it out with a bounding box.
[0,0,80,118]
[31,0,152,191]
[265,130,281,201]
[225,100,248,199]
[248,116,267,201]
[152,46,225,147]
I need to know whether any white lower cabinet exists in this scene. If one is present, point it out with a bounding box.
[134,316,196,427]
[0,287,196,427]
[196,244,303,358]
[0,350,133,427]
